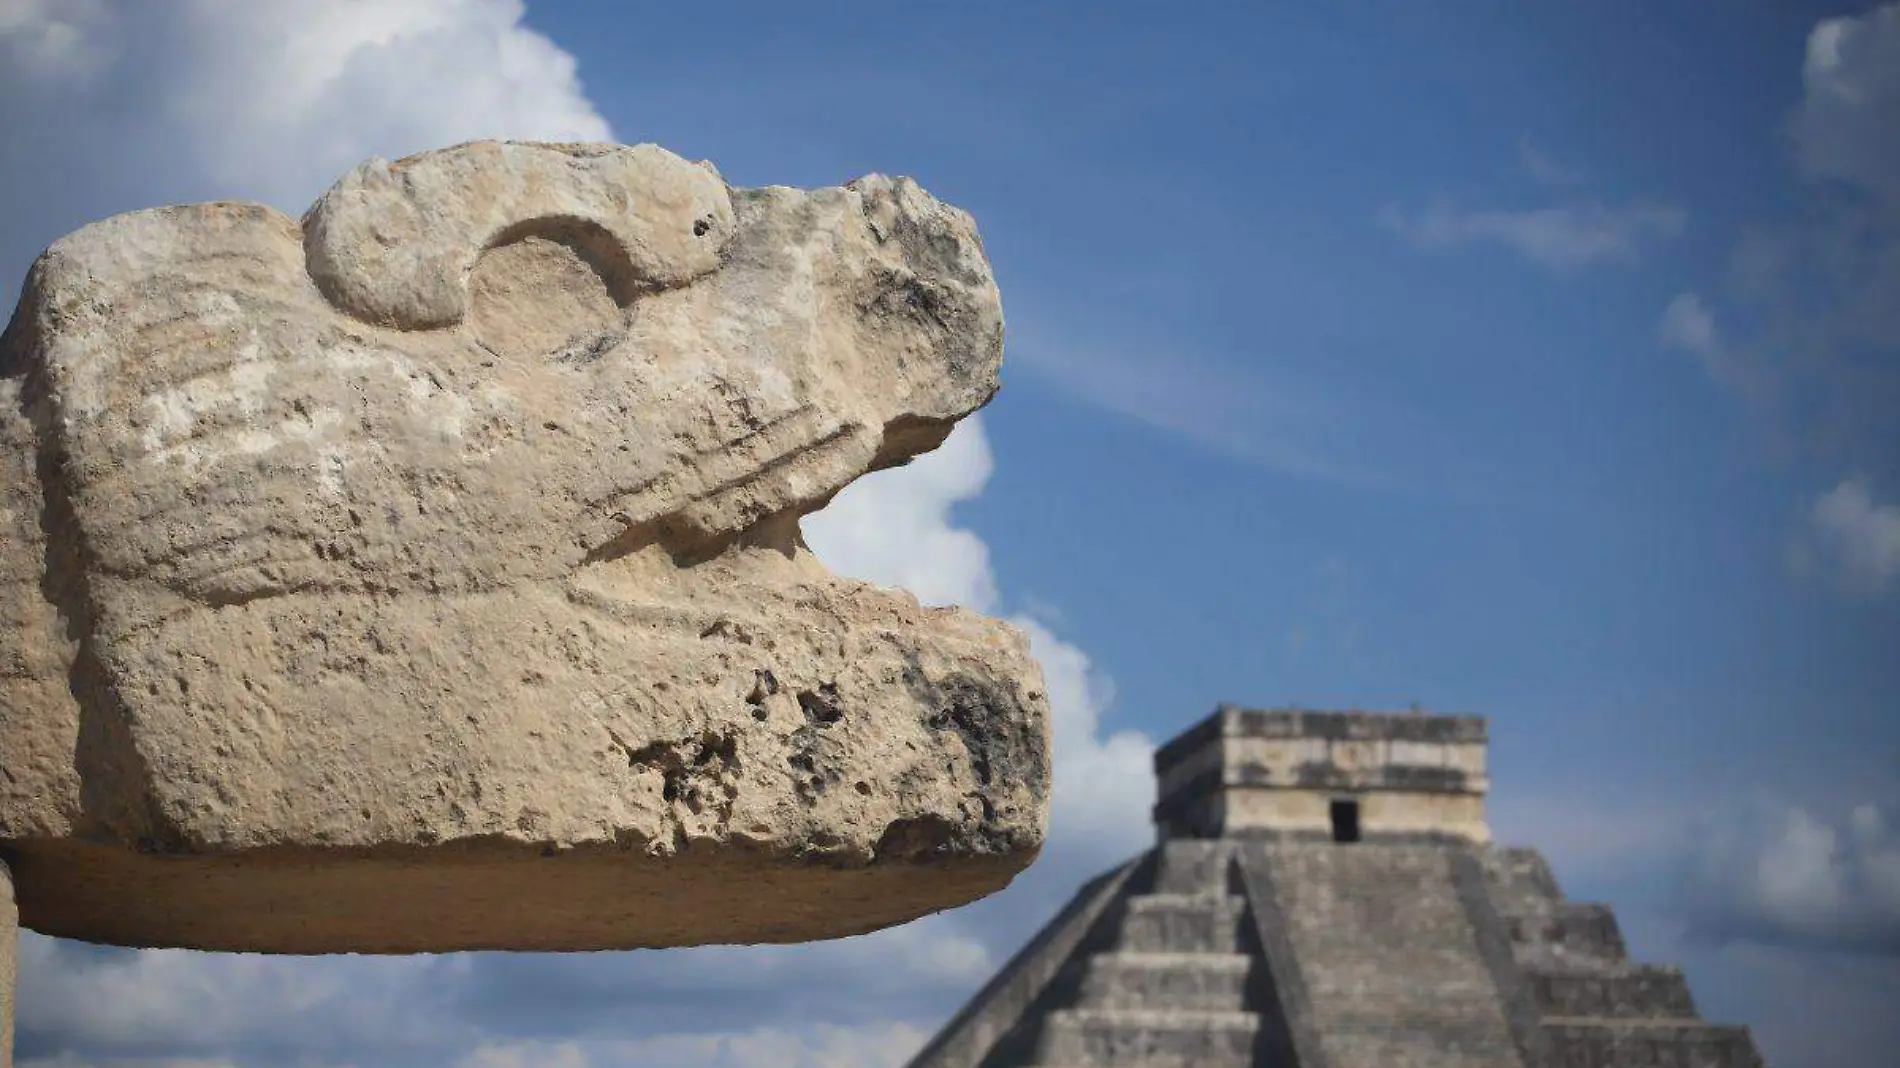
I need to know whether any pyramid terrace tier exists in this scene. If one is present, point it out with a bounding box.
[1154,706,1491,842]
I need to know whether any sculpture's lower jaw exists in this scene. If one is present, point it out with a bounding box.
[4,836,1033,954]
[2,543,1052,952]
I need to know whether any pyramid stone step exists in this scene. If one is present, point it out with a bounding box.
[1317,1020,1525,1068]
[1527,964,1698,1019]
[1480,846,1564,914]
[1150,839,1236,895]
[1078,951,1252,1010]
[1541,1017,1765,1068]
[1035,1007,1261,1065]
[1115,894,1248,953]
[1256,844,1526,1068]
[1506,902,1627,965]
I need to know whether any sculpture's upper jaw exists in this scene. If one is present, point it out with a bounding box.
[841,173,1006,471]
[289,140,1007,556]
[3,140,1016,598]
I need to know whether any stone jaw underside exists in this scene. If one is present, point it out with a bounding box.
[0,140,1047,953]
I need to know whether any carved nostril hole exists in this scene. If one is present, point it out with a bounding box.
[693,217,712,237]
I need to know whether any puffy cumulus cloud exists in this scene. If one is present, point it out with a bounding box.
[1795,2,1900,203]
[1011,616,1153,850]
[1380,196,1685,272]
[1793,477,1900,595]
[1663,6,1900,584]
[802,421,999,613]
[1679,799,1900,956]
[20,1060,249,1068]
[3,6,1153,1066]
[450,1022,928,1068]
[0,0,114,83]
[14,937,473,1063]
[0,0,611,300]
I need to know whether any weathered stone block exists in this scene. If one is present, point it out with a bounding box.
[0,140,1050,953]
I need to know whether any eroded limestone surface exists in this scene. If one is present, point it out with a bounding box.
[0,140,1049,953]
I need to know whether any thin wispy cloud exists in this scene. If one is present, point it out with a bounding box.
[1657,291,1774,408]
[1008,329,1616,524]
[1517,136,1586,188]
[1009,334,1398,492]
[1381,196,1685,272]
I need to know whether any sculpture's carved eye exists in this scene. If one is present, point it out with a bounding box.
[468,218,632,364]
[302,141,735,332]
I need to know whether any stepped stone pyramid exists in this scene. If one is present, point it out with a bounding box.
[905,705,1766,1068]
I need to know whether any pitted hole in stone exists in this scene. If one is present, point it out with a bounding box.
[797,682,843,726]
[466,216,639,363]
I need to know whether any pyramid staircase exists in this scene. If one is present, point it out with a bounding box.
[907,840,1766,1068]
[1027,840,1266,1066]
[1472,847,1764,1068]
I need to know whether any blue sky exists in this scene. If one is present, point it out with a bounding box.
[1,2,1896,1067]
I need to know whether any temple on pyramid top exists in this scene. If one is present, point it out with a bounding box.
[1153,704,1491,844]
[904,702,1766,1068]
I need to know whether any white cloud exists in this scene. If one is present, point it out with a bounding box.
[1517,137,1585,188]
[1656,291,1780,410]
[801,422,999,612]
[1799,477,1900,596]
[1795,2,1900,202]
[1680,798,1900,955]
[1382,196,1685,271]
[451,1022,928,1068]
[1007,333,1403,493]
[0,0,113,83]
[1010,616,1154,850]
[458,1042,591,1068]
[19,1060,251,1068]
[15,937,470,1059]
[0,0,612,300]
[1659,292,1720,356]
[1686,5,1900,471]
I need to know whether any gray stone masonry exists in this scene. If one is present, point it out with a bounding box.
[907,840,1769,1068]
[905,708,1769,1068]
[1251,843,1524,1068]
[1152,705,1490,843]
[1024,840,1273,1066]
[1475,848,1765,1068]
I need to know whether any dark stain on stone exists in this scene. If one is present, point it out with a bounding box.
[797,681,843,726]
[905,662,1046,799]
